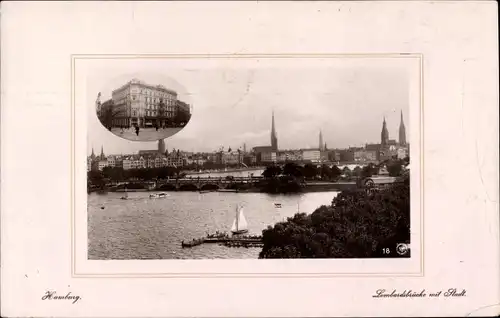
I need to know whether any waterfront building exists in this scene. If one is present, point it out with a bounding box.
[339,149,355,162]
[106,156,116,167]
[243,154,257,165]
[87,157,92,172]
[223,151,243,165]
[146,156,156,169]
[261,151,277,163]
[320,150,329,162]
[253,146,273,164]
[328,150,341,162]
[138,149,159,156]
[98,160,108,171]
[302,149,321,162]
[399,110,407,146]
[353,149,378,162]
[122,158,132,170]
[166,156,184,167]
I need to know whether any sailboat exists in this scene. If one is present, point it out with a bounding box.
[231,205,249,235]
[120,187,128,200]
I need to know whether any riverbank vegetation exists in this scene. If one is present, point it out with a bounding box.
[259,174,410,258]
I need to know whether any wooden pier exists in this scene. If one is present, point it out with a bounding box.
[181,236,263,248]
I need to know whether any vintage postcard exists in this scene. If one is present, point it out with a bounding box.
[1,1,498,317]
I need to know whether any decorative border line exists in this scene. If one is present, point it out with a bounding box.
[71,53,424,278]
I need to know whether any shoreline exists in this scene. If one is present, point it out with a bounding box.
[91,182,356,194]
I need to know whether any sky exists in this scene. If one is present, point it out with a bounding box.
[86,58,410,156]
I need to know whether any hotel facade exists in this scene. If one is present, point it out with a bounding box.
[98,79,191,128]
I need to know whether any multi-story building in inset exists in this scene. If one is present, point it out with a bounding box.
[98,79,192,128]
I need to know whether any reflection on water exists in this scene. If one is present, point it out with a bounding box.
[88,191,338,259]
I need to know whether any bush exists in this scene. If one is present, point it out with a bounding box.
[259,177,410,258]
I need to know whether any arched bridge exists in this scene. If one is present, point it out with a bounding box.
[155,176,264,191]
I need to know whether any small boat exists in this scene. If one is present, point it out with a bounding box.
[150,192,169,199]
[120,187,128,200]
[274,203,282,208]
[181,238,204,248]
[231,205,249,235]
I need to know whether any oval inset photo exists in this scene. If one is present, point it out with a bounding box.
[95,75,192,142]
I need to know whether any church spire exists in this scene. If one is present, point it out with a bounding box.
[319,130,324,151]
[271,110,278,151]
[100,145,105,159]
[381,116,389,147]
[399,110,407,146]
[91,146,96,160]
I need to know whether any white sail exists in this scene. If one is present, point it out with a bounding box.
[230,219,237,232]
[237,208,248,231]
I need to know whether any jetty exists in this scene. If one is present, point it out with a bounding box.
[181,234,263,248]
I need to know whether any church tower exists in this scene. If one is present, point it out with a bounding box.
[100,146,105,160]
[381,117,389,147]
[399,110,407,146]
[271,111,278,151]
[319,130,324,151]
[90,147,96,160]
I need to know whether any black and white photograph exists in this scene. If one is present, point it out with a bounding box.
[4,2,499,317]
[87,57,412,260]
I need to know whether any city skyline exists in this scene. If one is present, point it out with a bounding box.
[87,60,410,155]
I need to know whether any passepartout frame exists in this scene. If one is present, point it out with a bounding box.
[71,53,424,278]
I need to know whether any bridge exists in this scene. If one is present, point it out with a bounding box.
[107,174,400,192]
[157,176,264,191]
[110,176,264,191]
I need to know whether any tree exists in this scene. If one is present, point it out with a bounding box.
[387,162,403,177]
[303,164,318,180]
[361,163,377,178]
[352,166,362,177]
[320,164,333,180]
[331,165,342,180]
[98,102,123,130]
[173,108,191,126]
[88,170,105,188]
[283,162,303,178]
[262,165,282,179]
[259,177,410,258]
